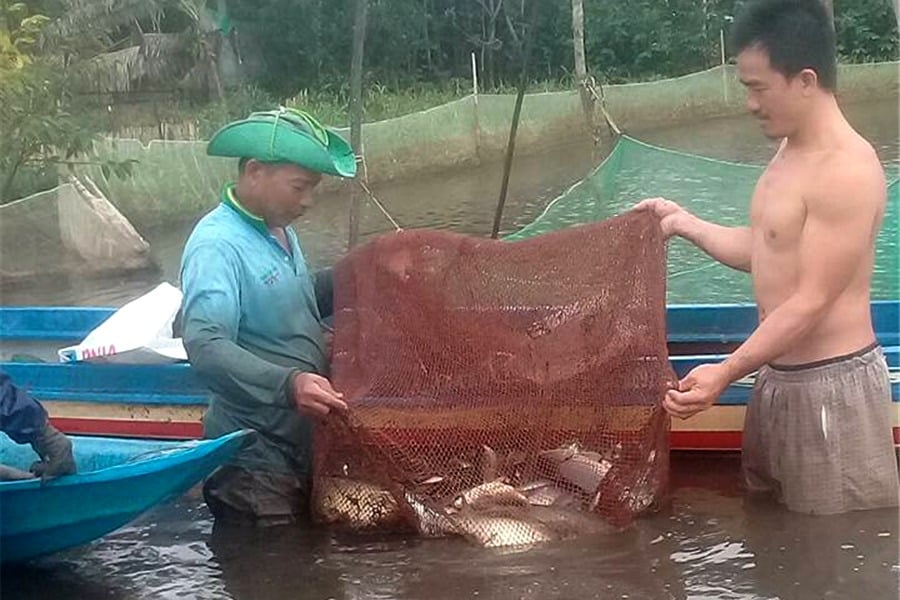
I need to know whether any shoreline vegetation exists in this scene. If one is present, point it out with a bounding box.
[2,0,897,201]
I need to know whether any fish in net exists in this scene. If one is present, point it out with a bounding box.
[313,210,674,548]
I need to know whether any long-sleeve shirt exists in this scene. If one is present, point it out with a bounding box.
[179,184,332,476]
[0,369,48,445]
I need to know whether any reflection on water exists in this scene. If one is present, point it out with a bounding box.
[2,454,897,600]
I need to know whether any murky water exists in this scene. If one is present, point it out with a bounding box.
[2,453,898,600]
[1,97,896,307]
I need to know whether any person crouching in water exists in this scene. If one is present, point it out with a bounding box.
[179,108,355,526]
[0,369,76,481]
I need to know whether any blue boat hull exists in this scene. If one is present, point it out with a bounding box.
[0,302,897,448]
[0,430,252,563]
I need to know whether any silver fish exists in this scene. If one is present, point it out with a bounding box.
[539,443,609,465]
[525,506,616,539]
[538,444,579,464]
[453,513,554,548]
[558,455,612,496]
[404,491,458,537]
[517,479,554,494]
[481,444,498,483]
[520,480,576,508]
[452,480,529,511]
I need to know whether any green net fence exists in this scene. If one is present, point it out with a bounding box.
[60,62,897,229]
[1,63,896,302]
[504,135,899,304]
[0,181,154,287]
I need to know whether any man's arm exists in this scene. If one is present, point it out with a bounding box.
[663,164,884,418]
[678,214,752,273]
[181,243,296,408]
[181,243,347,417]
[634,198,752,272]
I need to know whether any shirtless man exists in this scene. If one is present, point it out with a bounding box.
[636,0,898,514]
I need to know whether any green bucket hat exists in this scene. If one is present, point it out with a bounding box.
[206,107,357,178]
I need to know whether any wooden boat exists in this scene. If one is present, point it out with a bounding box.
[1,302,897,450]
[0,429,252,563]
[667,302,899,449]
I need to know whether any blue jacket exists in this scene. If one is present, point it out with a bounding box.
[0,370,48,445]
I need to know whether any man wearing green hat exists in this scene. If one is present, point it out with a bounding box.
[179,108,357,526]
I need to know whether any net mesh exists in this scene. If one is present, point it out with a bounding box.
[55,62,900,229]
[0,182,154,287]
[312,210,675,547]
[506,135,899,303]
[1,63,893,293]
[0,189,72,284]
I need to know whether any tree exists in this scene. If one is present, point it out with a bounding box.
[834,0,899,63]
[0,1,140,202]
[0,3,88,201]
[1,1,49,73]
[213,0,895,97]
[40,0,230,99]
[571,0,597,145]
[821,0,835,30]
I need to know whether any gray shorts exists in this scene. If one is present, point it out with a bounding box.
[742,343,899,515]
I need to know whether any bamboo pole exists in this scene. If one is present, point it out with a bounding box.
[720,27,728,105]
[348,0,368,250]
[490,0,538,240]
[471,52,482,161]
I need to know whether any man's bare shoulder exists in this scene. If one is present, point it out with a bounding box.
[809,136,886,214]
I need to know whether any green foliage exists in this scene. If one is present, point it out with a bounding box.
[2,0,897,202]
[193,84,278,137]
[0,0,181,200]
[835,0,899,62]
[0,65,89,200]
[583,0,730,82]
[2,165,56,201]
[1,1,50,73]
[223,0,897,97]
[0,64,138,202]
[188,75,571,136]
[284,79,473,127]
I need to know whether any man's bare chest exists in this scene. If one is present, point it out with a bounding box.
[750,165,808,253]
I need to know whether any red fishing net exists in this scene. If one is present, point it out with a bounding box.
[312,211,674,547]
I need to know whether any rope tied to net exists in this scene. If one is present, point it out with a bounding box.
[668,261,720,279]
[582,75,622,137]
[354,152,403,232]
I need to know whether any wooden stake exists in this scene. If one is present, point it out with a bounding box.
[490,0,539,240]
[571,0,597,146]
[348,0,368,250]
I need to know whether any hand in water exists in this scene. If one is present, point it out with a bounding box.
[663,363,730,419]
[633,197,690,239]
[291,372,347,418]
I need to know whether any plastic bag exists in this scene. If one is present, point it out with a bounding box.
[57,282,187,364]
